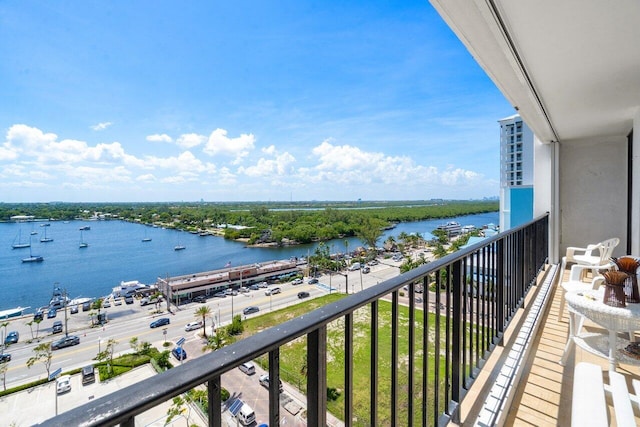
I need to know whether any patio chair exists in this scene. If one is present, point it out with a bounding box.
[559,237,620,281]
[558,263,606,321]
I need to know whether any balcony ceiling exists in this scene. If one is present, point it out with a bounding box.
[430,0,640,143]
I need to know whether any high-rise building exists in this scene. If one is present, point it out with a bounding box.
[499,114,534,230]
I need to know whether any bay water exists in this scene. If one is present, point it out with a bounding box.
[0,212,498,311]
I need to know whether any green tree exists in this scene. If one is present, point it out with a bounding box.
[194,305,212,338]
[26,341,53,379]
[165,395,195,426]
[0,322,8,346]
[202,330,227,352]
[0,361,7,391]
[96,338,118,375]
[357,217,383,254]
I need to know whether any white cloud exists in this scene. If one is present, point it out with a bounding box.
[239,151,296,177]
[146,134,173,143]
[91,122,112,131]
[176,133,206,149]
[136,174,157,182]
[203,128,255,163]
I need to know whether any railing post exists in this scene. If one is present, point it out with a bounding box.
[496,237,505,345]
[269,349,280,427]
[307,326,327,427]
[451,259,462,422]
[371,300,378,426]
[345,313,353,426]
[391,290,398,425]
[208,376,221,427]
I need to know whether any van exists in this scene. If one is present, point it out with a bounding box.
[238,361,255,375]
[348,262,361,271]
[81,365,95,385]
[236,402,256,426]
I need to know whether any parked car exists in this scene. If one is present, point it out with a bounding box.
[238,361,255,375]
[81,365,95,385]
[82,301,92,312]
[213,292,227,298]
[239,287,250,293]
[70,305,79,314]
[307,278,319,284]
[113,298,122,306]
[362,266,371,274]
[249,284,260,291]
[102,300,111,308]
[257,281,268,288]
[52,321,63,334]
[47,308,57,319]
[140,297,150,306]
[367,259,379,266]
[0,353,11,363]
[265,287,281,296]
[297,291,310,299]
[171,347,187,360]
[4,331,19,345]
[150,318,170,328]
[52,335,80,350]
[292,278,303,285]
[258,374,283,392]
[124,296,134,304]
[56,375,71,394]
[243,306,259,315]
[185,321,203,331]
[33,310,44,321]
[192,295,207,303]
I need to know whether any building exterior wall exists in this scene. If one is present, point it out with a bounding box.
[499,114,534,230]
[559,136,627,256]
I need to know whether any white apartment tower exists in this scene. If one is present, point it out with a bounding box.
[499,114,534,230]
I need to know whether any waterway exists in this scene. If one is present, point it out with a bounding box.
[0,212,498,311]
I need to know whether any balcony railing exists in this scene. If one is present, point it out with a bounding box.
[39,215,549,427]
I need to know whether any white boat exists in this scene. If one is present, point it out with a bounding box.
[21,237,43,262]
[12,229,31,249]
[174,245,186,251]
[436,221,462,236]
[0,306,30,319]
[79,230,88,248]
[40,227,53,243]
[112,280,150,298]
[142,229,152,242]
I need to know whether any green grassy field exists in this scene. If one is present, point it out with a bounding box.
[241,294,461,425]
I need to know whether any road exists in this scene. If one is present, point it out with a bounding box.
[0,257,408,425]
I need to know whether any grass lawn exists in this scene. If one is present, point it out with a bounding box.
[239,293,474,425]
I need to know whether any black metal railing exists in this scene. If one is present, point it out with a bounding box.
[40,214,549,427]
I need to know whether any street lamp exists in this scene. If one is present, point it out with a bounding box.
[162,328,167,345]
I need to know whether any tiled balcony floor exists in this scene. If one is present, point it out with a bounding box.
[459,267,640,426]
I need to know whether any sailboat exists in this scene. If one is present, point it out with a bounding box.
[12,229,31,249]
[40,227,53,243]
[22,238,43,262]
[142,228,152,242]
[174,244,186,251]
[79,230,88,248]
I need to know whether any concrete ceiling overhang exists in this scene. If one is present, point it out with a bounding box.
[430,0,640,143]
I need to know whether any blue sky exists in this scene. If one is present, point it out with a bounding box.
[0,1,512,203]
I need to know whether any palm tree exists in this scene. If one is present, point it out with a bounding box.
[202,332,227,352]
[194,305,212,338]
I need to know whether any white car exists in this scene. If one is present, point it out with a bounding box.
[57,375,71,394]
[185,321,203,331]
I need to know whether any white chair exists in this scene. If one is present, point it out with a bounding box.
[559,237,620,282]
[558,263,606,321]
